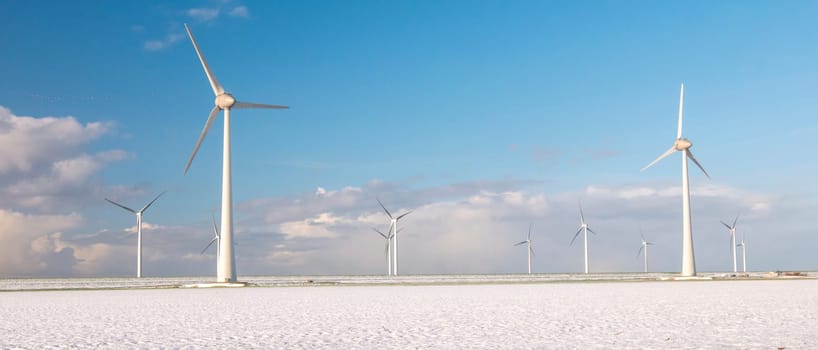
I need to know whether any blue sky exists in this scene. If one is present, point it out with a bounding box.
[1,1,817,277]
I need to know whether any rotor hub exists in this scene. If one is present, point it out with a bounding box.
[215,93,236,109]
[674,138,692,150]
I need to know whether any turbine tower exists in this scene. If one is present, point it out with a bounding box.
[104,191,165,278]
[201,214,221,273]
[720,215,740,273]
[373,227,394,275]
[736,234,747,273]
[641,84,710,277]
[376,198,411,276]
[514,224,535,274]
[570,203,596,274]
[182,24,288,283]
[637,230,655,273]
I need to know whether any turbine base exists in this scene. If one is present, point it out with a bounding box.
[181,282,248,288]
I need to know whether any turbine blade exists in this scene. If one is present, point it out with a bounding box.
[184,24,224,96]
[529,246,535,257]
[732,214,740,228]
[641,146,677,172]
[570,228,583,246]
[233,102,289,110]
[200,237,218,254]
[138,191,166,213]
[528,223,532,241]
[636,245,644,258]
[212,213,220,236]
[514,241,528,246]
[677,83,685,139]
[579,202,585,225]
[376,198,393,219]
[396,211,412,220]
[587,227,597,235]
[387,221,395,236]
[104,198,136,214]
[372,228,388,239]
[686,150,711,179]
[184,106,221,175]
[721,221,732,230]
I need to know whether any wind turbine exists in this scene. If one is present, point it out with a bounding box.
[636,230,655,273]
[376,198,411,276]
[736,233,747,273]
[372,227,394,275]
[514,224,535,274]
[570,203,596,274]
[104,191,165,278]
[720,215,740,273]
[182,24,288,283]
[641,83,710,277]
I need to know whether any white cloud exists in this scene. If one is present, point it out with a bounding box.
[0,209,83,276]
[187,7,220,22]
[228,6,249,18]
[144,32,185,52]
[143,4,250,51]
[0,107,130,212]
[124,222,166,234]
[0,106,110,174]
[279,212,346,239]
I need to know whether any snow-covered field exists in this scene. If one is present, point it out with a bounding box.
[1,278,816,349]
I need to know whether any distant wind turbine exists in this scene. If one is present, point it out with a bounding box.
[570,203,596,274]
[736,233,747,273]
[105,191,165,278]
[372,227,394,275]
[376,198,411,276]
[182,24,288,283]
[514,224,535,274]
[637,230,655,273]
[720,215,740,273]
[641,83,710,277]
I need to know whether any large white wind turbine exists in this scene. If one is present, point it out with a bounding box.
[641,83,710,277]
[105,191,165,278]
[182,24,288,283]
[372,227,394,275]
[514,224,535,274]
[720,215,740,273]
[637,230,655,273]
[736,233,747,273]
[570,203,596,274]
[376,198,411,276]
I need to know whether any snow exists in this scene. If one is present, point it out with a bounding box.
[0,273,715,291]
[1,277,816,348]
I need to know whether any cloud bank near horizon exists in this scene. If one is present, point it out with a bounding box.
[0,106,811,278]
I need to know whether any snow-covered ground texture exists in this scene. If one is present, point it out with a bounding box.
[0,273,671,291]
[1,279,816,349]
[1,272,804,291]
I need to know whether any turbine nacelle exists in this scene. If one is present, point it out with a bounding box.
[674,138,692,151]
[215,93,236,109]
